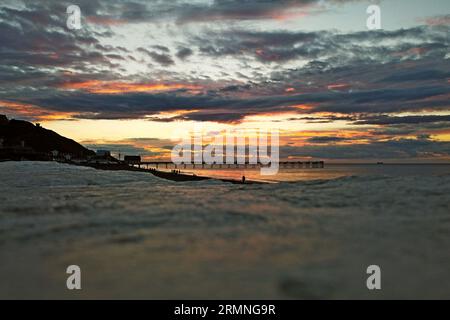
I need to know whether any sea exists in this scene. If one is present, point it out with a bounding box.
[0,161,450,299]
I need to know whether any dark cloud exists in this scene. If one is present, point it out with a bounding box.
[4,76,449,123]
[49,0,359,25]
[176,47,193,59]
[173,0,359,23]
[354,115,450,125]
[137,47,174,65]
[148,52,175,66]
[307,136,354,143]
[193,26,449,63]
[380,69,450,83]
[281,138,450,160]
[0,3,126,90]
[152,45,170,52]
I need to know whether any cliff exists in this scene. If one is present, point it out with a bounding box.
[0,115,94,157]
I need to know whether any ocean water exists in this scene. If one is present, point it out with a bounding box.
[184,163,450,182]
[0,161,450,299]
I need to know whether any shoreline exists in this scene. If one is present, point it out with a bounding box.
[68,161,267,184]
[0,159,266,184]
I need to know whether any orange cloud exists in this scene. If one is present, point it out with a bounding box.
[420,15,450,26]
[60,80,203,94]
[282,129,373,146]
[270,9,308,21]
[292,104,314,111]
[0,100,75,121]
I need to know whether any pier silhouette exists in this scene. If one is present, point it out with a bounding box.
[133,160,325,170]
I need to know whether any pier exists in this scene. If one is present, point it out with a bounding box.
[132,161,325,170]
[71,157,325,183]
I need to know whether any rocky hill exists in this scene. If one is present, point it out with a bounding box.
[0,115,94,158]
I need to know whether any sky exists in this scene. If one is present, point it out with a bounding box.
[0,0,449,162]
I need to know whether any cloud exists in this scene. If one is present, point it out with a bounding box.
[419,14,450,26]
[0,3,126,91]
[281,138,450,160]
[176,47,194,60]
[354,115,450,125]
[59,80,202,94]
[379,69,450,83]
[54,0,358,25]
[148,52,175,66]
[306,136,354,143]
[3,75,449,122]
[193,26,449,64]
[137,47,175,65]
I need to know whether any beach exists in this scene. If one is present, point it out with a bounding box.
[1,161,450,299]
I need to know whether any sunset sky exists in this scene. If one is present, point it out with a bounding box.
[0,0,449,162]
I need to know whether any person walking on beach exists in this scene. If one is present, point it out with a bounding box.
[242,176,246,184]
